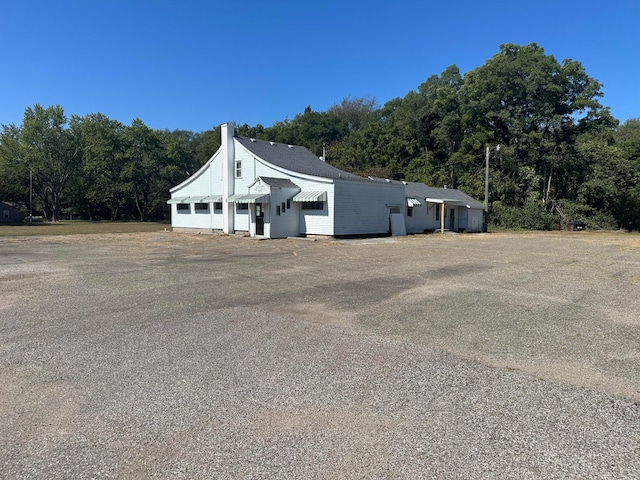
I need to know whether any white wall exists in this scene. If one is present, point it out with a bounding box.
[267,187,300,238]
[169,149,224,230]
[333,181,404,236]
[466,209,484,232]
[405,202,431,234]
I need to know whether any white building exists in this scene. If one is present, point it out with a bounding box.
[168,124,405,238]
[168,124,485,237]
[370,179,486,233]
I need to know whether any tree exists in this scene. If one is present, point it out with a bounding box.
[72,113,127,220]
[121,119,189,221]
[0,123,26,202]
[18,105,80,221]
[460,43,615,210]
[327,96,378,131]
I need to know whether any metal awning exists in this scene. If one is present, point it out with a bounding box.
[292,191,327,202]
[407,198,422,207]
[167,196,188,204]
[185,196,208,203]
[202,195,222,203]
[227,194,270,204]
[425,197,469,207]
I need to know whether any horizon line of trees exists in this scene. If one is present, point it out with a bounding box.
[1,42,639,229]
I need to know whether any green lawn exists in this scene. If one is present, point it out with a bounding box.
[0,221,170,237]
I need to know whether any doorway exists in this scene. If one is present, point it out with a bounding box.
[255,203,264,235]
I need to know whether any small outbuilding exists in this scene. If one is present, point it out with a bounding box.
[1,201,27,223]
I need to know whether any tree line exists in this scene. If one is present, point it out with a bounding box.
[1,43,639,229]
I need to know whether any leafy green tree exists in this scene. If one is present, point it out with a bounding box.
[121,120,190,221]
[15,105,81,221]
[460,43,615,211]
[0,123,26,202]
[265,106,348,156]
[193,126,222,167]
[327,96,378,132]
[71,113,127,219]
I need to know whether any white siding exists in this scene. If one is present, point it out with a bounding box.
[405,202,432,234]
[249,152,335,236]
[169,150,224,230]
[267,188,300,238]
[333,181,404,236]
[466,209,484,232]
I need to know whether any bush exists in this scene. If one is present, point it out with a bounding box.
[490,196,557,230]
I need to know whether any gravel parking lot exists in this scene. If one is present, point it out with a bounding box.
[1,231,639,478]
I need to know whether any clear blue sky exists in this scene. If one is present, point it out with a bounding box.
[2,0,638,133]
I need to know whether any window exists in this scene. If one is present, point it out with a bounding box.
[301,201,324,211]
[195,203,209,212]
[177,203,189,212]
[235,159,242,178]
[286,199,291,209]
[407,206,413,217]
[214,202,222,211]
[276,205,281,216]
[281,202,286,213]
[237,203,248,211]
[389,206,400,214]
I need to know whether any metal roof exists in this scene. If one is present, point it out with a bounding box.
[256,177,300,189]
[368,178,485,210]
[235,136,367,182]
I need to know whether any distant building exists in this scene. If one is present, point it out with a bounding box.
[1,201,27,223]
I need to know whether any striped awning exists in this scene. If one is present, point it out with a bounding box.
[227,194,270,204]
[292,191,327,202]
[167,196,188,204]
[202,195,222,203]
[407,198,422,207]
[185,196,208,203]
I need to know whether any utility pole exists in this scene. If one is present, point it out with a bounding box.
[29,169,33,224]
[484,146,489,210]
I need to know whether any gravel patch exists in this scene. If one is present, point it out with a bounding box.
[1,232,639,478]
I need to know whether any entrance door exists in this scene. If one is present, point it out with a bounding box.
[255,203,264,235]
[449,207,455,231]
